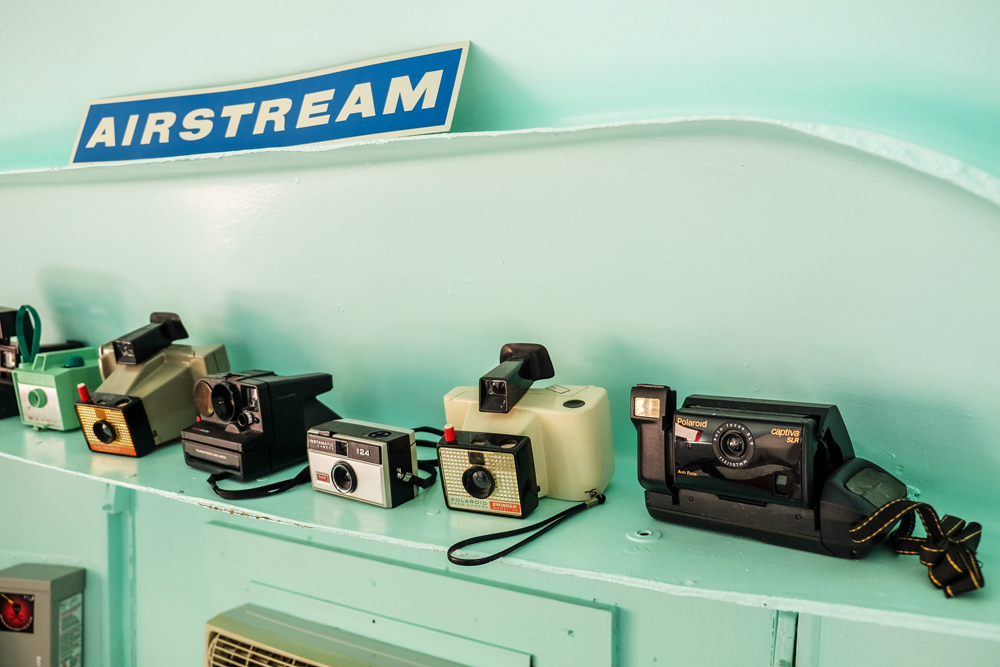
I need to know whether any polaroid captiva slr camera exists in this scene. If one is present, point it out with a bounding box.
[632,385,908,558]
[75,312,230,456]
[440,344,614,518]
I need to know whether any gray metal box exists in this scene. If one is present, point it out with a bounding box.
[0,564,86,667]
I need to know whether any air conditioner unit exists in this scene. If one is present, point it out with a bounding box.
[205,604,468,667]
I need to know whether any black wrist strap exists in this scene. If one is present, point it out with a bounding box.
[207,466,312,501]
[397,458,438,489]
[850,498,984,598]
[447,491,606,566]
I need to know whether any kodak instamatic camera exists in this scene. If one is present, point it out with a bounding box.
[75,312,229,457]
[0,306,84,420]
[307,419,420,508]
[440,344,614,518]
[632,385,909,558]
[13,348,102,430]
[182,370,338,480]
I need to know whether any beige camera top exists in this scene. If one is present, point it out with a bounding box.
[443,384,614,502]
[97,343,230,446]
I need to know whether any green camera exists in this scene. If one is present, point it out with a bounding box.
[13,348,102,431]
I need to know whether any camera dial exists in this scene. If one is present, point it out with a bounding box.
[332,462,357,493]
[712,422,755,467]
[236,411,255,428]
[463,466,495,499]
[93,420,116,444]
[211,382,241,422]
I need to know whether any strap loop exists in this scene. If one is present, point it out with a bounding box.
[850,498,984,597]
[398,458,438,489]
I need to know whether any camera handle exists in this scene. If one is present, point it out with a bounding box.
[447,490,607,567]
[15,305,41,364]
[850,498,984,598]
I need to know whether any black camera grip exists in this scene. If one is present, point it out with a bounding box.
[207,466,312,501]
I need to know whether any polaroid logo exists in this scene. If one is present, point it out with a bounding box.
[72,43,468,164]
[677,417,708,428]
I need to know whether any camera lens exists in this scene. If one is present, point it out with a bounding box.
[236,411,254,428]
[712,422,755,466]
[194,381,214,417]
[211,382,240,422]
[28,388,46,408]
[722,433,747,459]
[462,466,495,499]
[332,463,357,493]
[489,380,506,395]
[93,420,116,444]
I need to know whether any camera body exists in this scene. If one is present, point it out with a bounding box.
[444,384,614,502]
[182,370,338,480]
[75,313,229,457]
[438,430,538,518]
[0,306,85,420]
[12,348,102,430]
[439,344,615,516]
[307,419,419,508]
[632,384,908,558]
[0,307,21,419]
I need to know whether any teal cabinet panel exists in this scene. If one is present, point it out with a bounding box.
[132,489,780,666]
[796,614,1000,667]
[205,523,614,666]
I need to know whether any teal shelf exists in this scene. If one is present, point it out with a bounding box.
[1,418,996,640]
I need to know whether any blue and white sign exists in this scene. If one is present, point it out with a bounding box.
[71,42,469,164]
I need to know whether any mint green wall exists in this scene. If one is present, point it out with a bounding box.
[4,121,999,510]
[2,2,999,179]
[2,4,1000,666]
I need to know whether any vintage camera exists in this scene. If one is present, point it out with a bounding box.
[440,343,614,518]
[13,348,102,431]
[183,370,338,480]
[632,385,909,558]
[75,312,230,457]
[307,419,422,508]
[0,306,84,420]
[438,428,539,518]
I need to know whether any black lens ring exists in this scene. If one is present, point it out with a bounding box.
[211,382,240,422]
[711,421,755,468]
[93,420,116,445]
[462,465,496,499]
[332,462,357,493]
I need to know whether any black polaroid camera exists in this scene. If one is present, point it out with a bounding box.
[182,370,339,480]
[631,385,908,558]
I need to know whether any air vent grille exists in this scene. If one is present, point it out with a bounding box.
[208,632,322,667]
